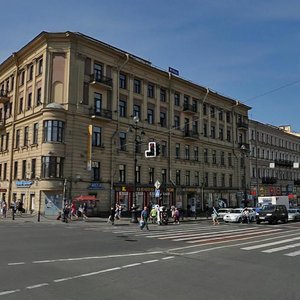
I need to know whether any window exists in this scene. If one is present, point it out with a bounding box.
[133,104,141,119]
[176,170,181,185]
[14,161,18,180]
[134,79,141,94]
[41,156,64,178]
[94,63,103,81]
[27,92,32,110]
[92,126,102,147]
[162,169,167,184]
[119,165,126,183]
[227,129,231,142]
[31,158,36,179]
[147,108,154,124]
[212,150,217,164]
[3,163,7,180]
[211,125,216,138]
[229,174,233,187]
[210,106,215,118]
[92,161,100,181]
[185,145,190,160]
[119,132,126,151]
[219,110,223,121]
[5,133,9,151]
[203,123,208,137]
[213,173,217,187]
[219,127,224,140]
[147,83,154,98]
[203,103,207,115]
[174,92,180,106]
[22,160,27,179]
[226,111,231,123]
[221,174,225,186]
[194,171,200,186]
[192,99,197,112]
[119,100,127,118]
[94,92,102,114]
[183,95,189,109]
[221,151,225,165]
[15,129,20,148]
[175,143,180,159]
[20,70,25,86]
[28,64,34,81]
[119,73,127,89]
[19,97,23,114]
[160,112,166,127]
[43,120,65,142]
[161,141,167,157]
[204,148,208,163]
[36,88,42,106]
[185,171,190,186]
[204,172,209,187]
[174,115,180,129]
[33,123,39,144]
[24,126,29,146]
[37,58,43,75]
[194,146,199,161]
[0,134,3,151]
[149,167,154,184]
[160,88,166,102]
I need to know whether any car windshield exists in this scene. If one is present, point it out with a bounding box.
[288,209,296,213]
[232,209,242,213]
[262,205,275,211]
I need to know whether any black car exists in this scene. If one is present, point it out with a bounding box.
[256,204,288,224]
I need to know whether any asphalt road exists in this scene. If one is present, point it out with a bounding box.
[0,217,299,300]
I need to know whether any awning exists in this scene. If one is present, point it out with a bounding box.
[73,195,98,201]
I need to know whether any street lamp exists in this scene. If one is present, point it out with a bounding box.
[131,116,144,223]
[240,144,248,207]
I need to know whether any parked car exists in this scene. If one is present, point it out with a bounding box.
[217,208,233,220]
[223,208,256,223]
[256,204,288,224]
[288,208,300,222]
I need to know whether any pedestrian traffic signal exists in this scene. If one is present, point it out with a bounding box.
[156,143,160,156]
[145,142,156,157]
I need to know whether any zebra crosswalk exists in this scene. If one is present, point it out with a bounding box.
[111,223,300,258]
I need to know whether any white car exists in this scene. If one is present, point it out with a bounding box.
[223,208,256,223]
[217,208,233,220]
[288,208,300,222]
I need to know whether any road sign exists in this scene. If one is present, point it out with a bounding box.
[155,189,160,198]
[154,180,161,189]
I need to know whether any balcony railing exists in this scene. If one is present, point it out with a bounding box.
[237,120,249,130]
[90,74,113,87]
[183,104,197,113]
[262,177,277,184]
[0,89,9,103]
[90,108,112,120]
[183,130,199,140]
[274,159,293,168]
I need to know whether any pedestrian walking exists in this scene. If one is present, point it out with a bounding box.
[82,202,88,220]
[212,206,220,225]
[107,206,115,225]
[140,206,149,230]
[150,206,157,223]
[1,200,7,218]
[173,207,180,224]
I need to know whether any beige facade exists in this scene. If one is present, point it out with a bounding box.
[0,31,250,215]
[249,120,300,205]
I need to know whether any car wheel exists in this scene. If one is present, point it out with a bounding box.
[238,217,242,223]
[283,217,288,224]
[272,218,278,225]
[256,220,261,224]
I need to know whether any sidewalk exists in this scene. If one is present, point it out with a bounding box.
[0,212,210,225]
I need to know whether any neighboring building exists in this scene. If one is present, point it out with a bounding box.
[0,31,250,215]
[249,120,300,206]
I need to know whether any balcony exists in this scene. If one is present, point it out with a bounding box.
[0,90,9,104]
[183,130,199,140]
[274,159,293,168]
[262,177,277,184]
[90,74,112,88]
[182,104,197,114]
[90,108,112,120]
[237,120,249,130]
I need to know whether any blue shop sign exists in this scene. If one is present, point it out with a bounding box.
[88,182,104,190]
[16,181,33,188]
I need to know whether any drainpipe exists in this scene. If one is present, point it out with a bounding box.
[110,53,130,206]
[7,53,20,207]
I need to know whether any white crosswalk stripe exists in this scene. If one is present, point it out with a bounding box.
[241,232,300,257]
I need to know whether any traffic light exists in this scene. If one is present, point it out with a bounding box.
[156,143,160,156]
[145,142,156,157]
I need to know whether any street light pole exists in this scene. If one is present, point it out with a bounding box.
[131,116,139,223]
[240,145,248,207]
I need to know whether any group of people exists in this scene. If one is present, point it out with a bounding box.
[58,202,88,222]
[1,199,24,219]
[107,204,122,225]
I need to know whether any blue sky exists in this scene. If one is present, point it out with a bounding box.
[1,0,300,131]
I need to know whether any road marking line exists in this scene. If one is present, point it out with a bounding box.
[26,283,49,289]
[241,236,300,250]
[285,250,300,257]
[162,256,175,260]
[143,260,159,264]
[0,289,20,296]
[262,242,300,253]
[33,251,163,265]
[8,262,25,266]
[122,263,141,268]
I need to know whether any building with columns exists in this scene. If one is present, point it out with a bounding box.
[0,31,250,215]
[249,120,300,206]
